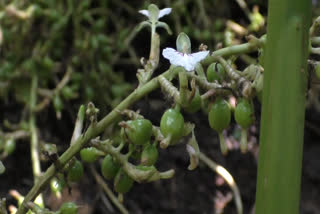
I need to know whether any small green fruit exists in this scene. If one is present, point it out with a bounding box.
[114,169,134,194]
[42,56,54,71]
[61,87,75,100]
[128,144,142,160]
[234,99,254,129]
[184,89,202,113]
[59,202,78,214]
[141,143,158,166]
[126,119,153,145]
[67,160,84,182]
[50,174,65,195]
[207,63,226,83]
[53,95,64,112]
[80,147,99,163]
[4,138,16,155]
[208,98,231,133]
[101,155,120,180]
[160,108,185,143]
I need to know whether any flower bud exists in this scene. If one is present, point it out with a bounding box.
[176,32,191,54]
[148,4,160,23]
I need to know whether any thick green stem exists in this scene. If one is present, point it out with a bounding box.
[255,1,311,214]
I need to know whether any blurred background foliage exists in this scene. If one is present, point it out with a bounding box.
[3,0,318,165]
[1,0,320,213]
[0,0,269,117]
[2,0,320,171]
[0,0,270,194]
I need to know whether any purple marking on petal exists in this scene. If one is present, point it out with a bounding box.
[174,50,185,56]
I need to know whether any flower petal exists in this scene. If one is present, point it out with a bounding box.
[158,8,172,19]
[139,10,150,18]
[191,51,210,61]
[162,48,209,71]
[163,48,186,68]
[187,51,210,69]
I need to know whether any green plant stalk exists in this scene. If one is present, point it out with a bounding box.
[239,128,247,154]
[255,1,311,214]
[92,140,174,183]
[145,30,160,82]
[195,63,206,78]
[218,132,228,155]
[89,166,129,214]
[137,25,160,86]
[158,74,180,101]
[149,25,159,63]
[202,35,266,66]
[216,56,246,83]
[29,75,44,208]
[179,71,188,106]
[199,152,242,214]
[17,40,263,214]
[185,72,222,91]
